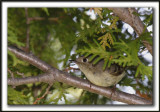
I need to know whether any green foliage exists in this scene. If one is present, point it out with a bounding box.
[76,8,152,86]
[143,13,153,26]
[77,37,152,82]
[8,9,25,47]
[45,82,75,104]
[98,32,114,49]
[93,8,103,19]
[8,86,29,104]
[77,91,109,104]
[135,64,152,80]
[7,7,153,104]
[112,38,140,67]
[8,50,29,67]
[41,8,50,16]
[139,31,152,45]
[8,22,25,47]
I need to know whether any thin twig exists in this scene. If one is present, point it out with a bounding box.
[8,68,14,78]
[8,68,16,88]
[28,17,58,22]
[16,71,25,78]
[25,8,30,53]
[33,83,53,104]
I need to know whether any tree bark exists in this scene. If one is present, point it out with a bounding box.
[108,8,152,55]
[7,45,152,104]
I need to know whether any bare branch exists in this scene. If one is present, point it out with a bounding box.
[24,9,58,53]
[8,68,16,88]
[16,71,25,78]
[8,73,54,86]
[8,46,53,72]
[8,68,14,78]
[33,83,53,104]
[7,45,152,104]
[25,8,30,53]
[108,8,152,55]
[28,17,58,22]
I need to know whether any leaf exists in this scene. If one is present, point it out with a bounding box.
[84,52,91,57]
[132,11,141,16]
[8,86,29,104]
[76,40,111,67]
[41,8,49,16]
[98,33,114,49]
[8,50,27,66]
[88,54,98,62]
[93,56,102,65]
[103,58,109,70]
[8,22,25,47]
[93,8,103,19]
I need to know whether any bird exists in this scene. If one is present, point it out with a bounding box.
[74,56,125,87]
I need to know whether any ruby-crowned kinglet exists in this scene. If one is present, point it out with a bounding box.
[75,56,125,87]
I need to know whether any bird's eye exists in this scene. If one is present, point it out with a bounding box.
[82,58,88,62]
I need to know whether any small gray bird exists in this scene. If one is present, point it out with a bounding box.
[75,56,125,87]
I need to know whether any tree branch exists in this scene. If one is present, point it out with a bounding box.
[7,45,152,104]
[25,8,30,53]
[28,17,58,22]
[8,73,54,86]
[108,8,152,55]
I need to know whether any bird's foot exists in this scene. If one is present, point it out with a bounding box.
[110,84,117,99]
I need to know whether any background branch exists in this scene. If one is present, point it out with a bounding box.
[25,8,30,53]
[7,45,152,104]
[8,73,54,86]
[108,8,152,55]
[28,17,58,22]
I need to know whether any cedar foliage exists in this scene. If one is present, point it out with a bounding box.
[7,8,153,104]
